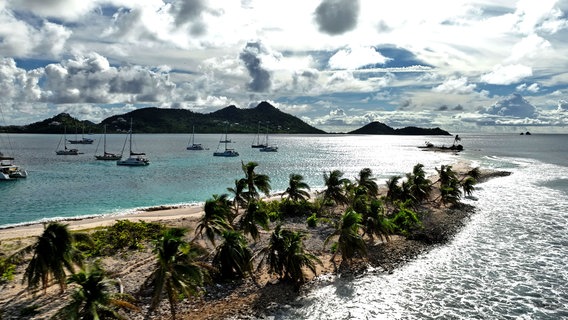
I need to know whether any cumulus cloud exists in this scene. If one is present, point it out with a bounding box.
[558,100,568,111]
[169,0,208,36]
[516,82,540,93]
[0,58,42,103]
[432,77,476,94]
[482,93,537,118]
[328,46,390,70]
[239,42,272,92]
[480,64,533,85]
[41,52,176,104]
[314,0,360,35]
[12,0,96,21]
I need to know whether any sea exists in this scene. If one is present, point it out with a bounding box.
[1,133,567,319]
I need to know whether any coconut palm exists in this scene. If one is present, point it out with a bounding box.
[240,161,271,201]
[22,222,86,293]
[194,194,233,246]
[322,170,350,207]
[282,173,311,202]
[385,175,403,203]
[406,163,432,204]
[361,200,394,243]
[143,228,205,320]
[461,176,477,197]
[53,263,138,320]
[324,209,366,264]
[238,200,270,241]
[257,225,321,286]
[227,179,247,216]
[213,230,253,279]
[355,168,379,197]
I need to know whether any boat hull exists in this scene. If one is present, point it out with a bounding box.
[117,156,150,166]
[213,150,239,157]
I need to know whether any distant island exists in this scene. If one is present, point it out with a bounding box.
[1,102,452,135]
[348,121,451,135]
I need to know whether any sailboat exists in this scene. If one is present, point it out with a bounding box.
[68,126,94,144]
[251,121,267,148]
[186,125,205,150]
[0,139,27,180]
[95,125,122,160]
[117,119,149,166]
[56,127,81,155]
[213,126,239,157]
[259,125,278,152]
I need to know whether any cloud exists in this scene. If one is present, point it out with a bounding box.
[314,0,360,35]
[432,77,476,94]
[558,100,568,111]
[41,52,176,104]
[328,46,390,70]
[482,93,537,118]
[516,82,540,93]
[12,0,96,21]
[169,0,209,36]
[0,58,42,103]
[480,64,533,85]
[239,41,272,92]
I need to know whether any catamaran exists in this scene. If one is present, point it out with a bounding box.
[213,127,238,157]
[251,121,267,148]
[68,126,94,144]
[0,153,27,180]
[56,127,81,155]
[187,125,205,150]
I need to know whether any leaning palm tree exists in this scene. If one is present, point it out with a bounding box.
[256,225,321,286]
[227,179,247,217]
[282,173,311,202]
[143,228,205,320]
[406,163,432,204]
[213,230,253,279]
[355,168,379,197]
[385,175,403,203]
[461,176,477,197]
[21,222,86,293]
[322,170,350,207]
[238,200,270,241]
[324,209,367,264]
[52,263,138,320]
[240,161,271,202]
[194,194,233,246]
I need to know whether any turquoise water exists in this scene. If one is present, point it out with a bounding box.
[1,133,460,227]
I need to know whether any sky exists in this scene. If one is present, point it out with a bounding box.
[1,0,568,133]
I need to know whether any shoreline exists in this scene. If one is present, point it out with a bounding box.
[0,162,512,319]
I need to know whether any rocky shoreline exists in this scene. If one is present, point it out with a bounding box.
[0,166,511,320]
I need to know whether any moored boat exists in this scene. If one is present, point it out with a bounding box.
[117,119,149,166]
[95,125,122,160]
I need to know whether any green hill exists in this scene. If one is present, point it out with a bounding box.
[3,102,326,134]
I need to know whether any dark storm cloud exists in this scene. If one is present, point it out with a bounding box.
[170,0,206,26]
[239,42,271,92]
[314,0,360,35]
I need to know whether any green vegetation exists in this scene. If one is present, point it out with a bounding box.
[86,220,165,256]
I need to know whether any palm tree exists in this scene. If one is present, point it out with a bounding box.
[256,225,321,286]
[53,263,138,320]
[385,175,403,203]
[435,165,462,205]
[238,200,270,241]
[282,173,311,202]
[240,161,271,202]
[213,230,253,279]
[406,163,432,204]
[322,170,350,207]
[194,194,233,246]
[355,168,379,197]
[143,228,205,320]
[461,176,477,197]
[227,179,247,217]
[324,209,367,264]
[361,200,394,243]
[22,222,85,293]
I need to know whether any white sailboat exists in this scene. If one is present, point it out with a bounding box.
[259,125,278,152]
[95,124,122,160]
[56,127,81,155]
[213,126,238,157]
[251,121,267,148]
[117,119,149,166]
[68,126,94,144]
[0,145,27,180]
[187,125,205,150]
